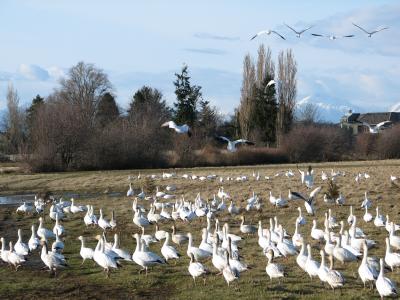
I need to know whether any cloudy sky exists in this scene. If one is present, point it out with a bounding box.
[1,0,399,121]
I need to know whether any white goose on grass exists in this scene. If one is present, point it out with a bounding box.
[318,250,329,283]
[187,232,211,261]
[311,219,325,241]
[188,253,209,285]
[40,241,68,276]
[296,241,308,271]
[154,224,167,241]
[240,215,256,235]
[328,209,339,228]
[361,191,372,209]
[389,222,400,250]
[132,233,165,275]
[199,228,213,254]
[222,251,240,287]
[53,214,65,236]
[110,210,117,229]
[77,236,94,265]
[374,207,386,227]
[28,225,40,251]
[70,198,86,214]
[7,241,26,270]
[171,225,189,246]
[265,249,286,281]
[98,209,112,230]
[326,255,345,291]
[52,232,64,253]
[376,258,397,299]
[292,221,304,248]
[384,237,400,272]
[347,206,355,225]
[127,183,134,197]
[14,229,29,257]
[227,237,248,273]
[385,216,400,233]
[358,241,378,289]
[140,227,158,246]
[16,202,33,214]
[93,236,120,277]
[333,235,359,264]
[161,232,181,262]
[363,205,373,223]
[212,239,227,273]
[133,210,150,229]
[37,217,55,240]
[112,233,132,261]
[277,232,297,257]
[305,244,320,279]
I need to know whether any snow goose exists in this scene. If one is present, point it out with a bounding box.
[265,249,285,281]
[78,236,94,265]
[16,202,33,214]
[250,29,285,40]
[199,228,213,254]
[132,233,165,275]
[358,241,378,289]
[328,209,339,228]
[277,232,297,257]
[240,215,256,235]
[212,238,227,272]
[376,258,397,299]
[362,120,392,134]
[389,222,400,250]
[127,183,134,197]
[161,120,191,137]
[140,227,157,246]
[385,216,400,233]
[305,244,320,278]
[384,237,400,271]
[292,221,303,248]
[40,241,67,276]
[296,241,308,271]
[112,233,132,261]
[333,235,359,264]
[228,200,240,215]
[188,253,209,285]
[227,237,248,273]
[215,135,255,152]
[98,209,112,231]
[161,232,180,262]
[49,204,64,221]
[93,236,120,277]
[37,217,55,240]
[52,232,64,253]
[171,225,189,246]
[324,230,335,256]
[349,216,366,239]
[8,241,25,270]
[222,251,240,286]
[154,224,167,241]
[326,255,345,291]
[347,206,355,225]
[187,232,211,261]
[133,210,150,229]
[363,205,373,223]
[352,23,389,37]
[311,219,325,241]
[361,191,372,209]
[336,193,345,206]
[28,225,40,251]
[52,214,65,236]
[295,207,306,226]
[317,250,329,283]
[0,237,10,265]
[109,210,117,229]
[14,229,29,256]
[70,198,85,214]
[269,191,277,206]
[374,207,386,227]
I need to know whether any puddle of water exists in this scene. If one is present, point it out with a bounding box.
[0,191,124,206]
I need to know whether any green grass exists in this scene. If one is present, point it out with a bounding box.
[1,160,400,299]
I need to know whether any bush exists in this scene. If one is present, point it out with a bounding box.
[376,125,400,159]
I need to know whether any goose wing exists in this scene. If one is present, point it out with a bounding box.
[290,192,307,202]
[284,23,299,34]
[161,121,177,129]
[233,139,255,146]
[376,121,392,129]
[371,27,388,34]
[271,30,286,40]
[215,136,231,143]
[352,23,370,34]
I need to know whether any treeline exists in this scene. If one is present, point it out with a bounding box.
[2,46,400,171]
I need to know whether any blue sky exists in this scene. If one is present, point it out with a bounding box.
[1,0,399,121]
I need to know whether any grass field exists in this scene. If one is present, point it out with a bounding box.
[1,160,400,299]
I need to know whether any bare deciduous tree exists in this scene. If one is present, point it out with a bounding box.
[238,54,256,139]
[276,49,297,146]
[297,102,321,124]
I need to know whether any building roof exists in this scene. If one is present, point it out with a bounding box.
[343,112,400,125]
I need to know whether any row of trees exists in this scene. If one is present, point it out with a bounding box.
[236,46,297,147]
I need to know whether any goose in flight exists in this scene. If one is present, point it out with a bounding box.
[352,23,388,37]
[215,136,255,153]
[161,121,191,137]
[284,23,313,38]
[362,121,391,134]
[311,33,354,40]
[250,29,285,40]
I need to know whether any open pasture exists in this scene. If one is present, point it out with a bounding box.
[0,160,400,299]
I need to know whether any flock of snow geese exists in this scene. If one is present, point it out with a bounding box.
[251,22,389,41]
[3,167,400,299]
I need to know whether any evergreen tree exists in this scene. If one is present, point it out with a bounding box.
[26,95,44,131]
[95,92,119,127]
[197,99,219,140]
[128,86,171,128]
[173,64,202,126]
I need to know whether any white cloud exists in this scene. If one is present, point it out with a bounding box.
[18,64,50,81]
